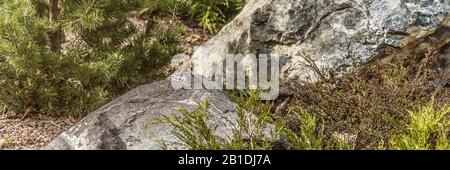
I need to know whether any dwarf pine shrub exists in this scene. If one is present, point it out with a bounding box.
[0,0,181,116]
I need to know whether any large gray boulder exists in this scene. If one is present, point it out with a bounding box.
[192,0,450,84]
[44,72,244,150]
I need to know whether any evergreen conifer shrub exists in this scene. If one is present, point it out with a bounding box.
[0,0,181,116]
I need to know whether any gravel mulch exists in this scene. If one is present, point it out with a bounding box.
[0,112,78,150]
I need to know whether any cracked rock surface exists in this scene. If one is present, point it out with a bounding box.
[192,0,450,84]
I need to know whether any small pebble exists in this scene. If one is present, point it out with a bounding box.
[5,111,17,119]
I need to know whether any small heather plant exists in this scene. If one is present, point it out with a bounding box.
[288,47,449,149]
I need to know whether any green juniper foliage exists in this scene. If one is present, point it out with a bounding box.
[152,94,275,150]
[0,0,181,116]
[389,102,450,150]
[279,107,325,150]
[152,100,223,150]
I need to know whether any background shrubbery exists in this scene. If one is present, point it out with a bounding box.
[142,0,246,33]
[178,0,246,33]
